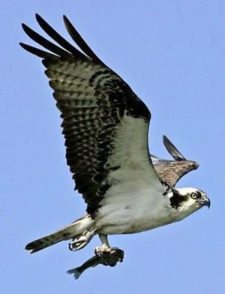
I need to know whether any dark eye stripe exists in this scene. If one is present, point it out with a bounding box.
[196,191,202,198]
[190,191,202,199]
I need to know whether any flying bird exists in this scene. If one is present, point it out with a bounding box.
[21,14,210,275]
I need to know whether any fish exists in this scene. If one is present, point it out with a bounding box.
[67,248,124,279]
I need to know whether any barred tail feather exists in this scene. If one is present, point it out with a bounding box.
[25,215,94,253]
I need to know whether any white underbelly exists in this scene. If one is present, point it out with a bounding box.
[95,187,173,235]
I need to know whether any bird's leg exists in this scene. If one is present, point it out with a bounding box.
[94,234,124,266]
[69,229,95,251]
[67,234,124,278]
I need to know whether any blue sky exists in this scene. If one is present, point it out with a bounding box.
[1,1,225,293]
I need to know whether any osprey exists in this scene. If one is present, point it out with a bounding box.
[21,14,210,276]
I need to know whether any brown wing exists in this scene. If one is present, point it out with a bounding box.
[154,136,199,186]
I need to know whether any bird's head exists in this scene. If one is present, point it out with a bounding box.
[169,187,210,220]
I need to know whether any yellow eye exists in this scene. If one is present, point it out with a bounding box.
[191,192,198,199]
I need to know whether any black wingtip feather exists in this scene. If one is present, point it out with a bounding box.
[35,13,42,22]
[21,21,71,58]
[63,15,105,65]
[163,135,186,161]
[20,42,55,58]
[35,14,86,60]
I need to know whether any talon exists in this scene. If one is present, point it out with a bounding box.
[94,246,124,266]
[69,229,95,251]
[94,244,109,256]
[69,235,89,251]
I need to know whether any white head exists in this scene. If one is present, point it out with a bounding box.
[168,187,210,221]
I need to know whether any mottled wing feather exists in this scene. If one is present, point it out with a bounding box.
[21,15,159,214]
[153,136,199,186]
[154,160,198,187]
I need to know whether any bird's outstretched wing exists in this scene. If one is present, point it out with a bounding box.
[153,136,199,186]
[21,14,163,214]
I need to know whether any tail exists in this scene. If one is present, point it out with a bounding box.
[67,267,83,280]
[25,215,94,253]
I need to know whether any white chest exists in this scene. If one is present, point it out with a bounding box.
[95,184,174,235]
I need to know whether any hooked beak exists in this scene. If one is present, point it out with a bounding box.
[201,195,211,208]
